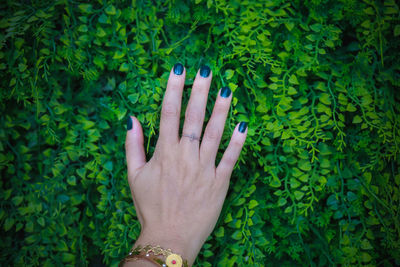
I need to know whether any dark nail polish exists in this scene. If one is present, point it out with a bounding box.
[200,65,211,78]
[220,86,231,98]
[238,122,247,133]
[173,63,184,75]
[127,116,133,130]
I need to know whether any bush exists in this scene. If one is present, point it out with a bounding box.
[1,0,399,266]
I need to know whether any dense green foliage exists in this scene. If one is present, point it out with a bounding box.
[1,0,400,266]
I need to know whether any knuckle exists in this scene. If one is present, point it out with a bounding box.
[204,127,220,141]
[186,109,202,124]
[214,100,228,114]
[224,155,237,166]
[232,139,243,148]
[162,103,178,118]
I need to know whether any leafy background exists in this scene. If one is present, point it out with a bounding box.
[1,0,400,266]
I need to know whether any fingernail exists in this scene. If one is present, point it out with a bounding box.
[200,65,211,78]
[173,63,184,75]
[238,122,247,133]
[220,86,231,98]
[127,116,133,131]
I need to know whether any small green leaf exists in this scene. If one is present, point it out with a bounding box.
[294,191,304,200]
[353,115,362,123]
[310,23,323,32]
[298,160,311,171]
[248,199,258,209]
[346,103,357,112]
[62,253,75,263]
[319,93,331,105]
[224,213,232,223]
[128,94,139,104]
[395,25,400,37]
[78,4,93,13]
[270,177,281,188]
[4,218,14,231]
[119,62,129,72]
[278,198,287,206]
[225,69,234,80]
[67,176,76,186]
[113,51,125,59]
[37,217,45,227]
[78,25,88,32]
[105,5,116,15]
[289,74,299,85]
[214,227,224,237]
[104,161,113,171]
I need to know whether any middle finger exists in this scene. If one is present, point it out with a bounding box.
[180,65,212,149]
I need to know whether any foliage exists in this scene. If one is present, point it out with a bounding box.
[1,0,400,266]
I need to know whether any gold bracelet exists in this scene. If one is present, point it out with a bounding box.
[119,244,189,267]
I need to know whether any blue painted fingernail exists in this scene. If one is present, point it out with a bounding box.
[238,122,247,133]
[220,86,231,98]
[173,63,184,75]
[200,65,211,78]
[127,116,133,130]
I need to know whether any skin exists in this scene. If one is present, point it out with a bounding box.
[124,64,247,266]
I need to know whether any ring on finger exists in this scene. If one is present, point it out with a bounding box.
[182,133,201,142]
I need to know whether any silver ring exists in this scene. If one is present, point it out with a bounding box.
[182,133,201,142]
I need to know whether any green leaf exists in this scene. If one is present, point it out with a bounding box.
[278,198,287,206]
[128,93,139,104]
[248,200,258,209]
[228,82,238,92]
[113,51,125,59]
[231,230,242,240]
[289,74,299,85]
[269,177,281,188]
[284,22,294,31]
[224,213,232,223]
[62,253,75,263]
[310,23,323,32]
[298,160,311,171]
[105,5,116,15]
[281,131,290,139]
[4,218,14,231]
[214,227,224,237]
[361,252,372,263]
[78,25,88,32]
[56,240,69,252]
[319,93,331,105]
[352,115,362,123]
[284,206,292,213]
[395,25,400,37]
[294,191,304,200]
[96,27,106,37]
[37,217,45,227]
[12,196,23,206]
[287,87,297,95]
[346,103,357,112]
[361,239,373,250]
[225,69,234,80]
[78,4,93,13]
[67,176,76,186]
[119,62,129,72]
[18,63,27,72]
[104,161,113,171]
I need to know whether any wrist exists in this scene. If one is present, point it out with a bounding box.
[133,227,203,266]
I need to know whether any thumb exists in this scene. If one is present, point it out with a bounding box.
[125,115,146,177]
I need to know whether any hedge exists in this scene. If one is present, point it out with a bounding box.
[1,0,399,266]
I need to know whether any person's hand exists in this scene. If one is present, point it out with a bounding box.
[124,63,248,265]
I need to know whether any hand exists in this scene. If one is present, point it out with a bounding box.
[124,63,248,266]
